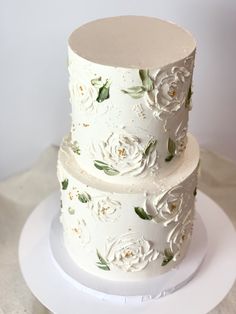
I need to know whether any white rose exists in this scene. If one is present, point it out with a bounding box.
[60,215,90,247]
[92,132,158,176]
[167,209,194,260]
[105,233,159,272]
[89,196,121,222]
[146,66,190,119]
[145,186,184,226]
[69,78,97,112]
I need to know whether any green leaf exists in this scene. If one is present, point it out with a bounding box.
[122,86,145,99]
[103,167,120,176]
[91,77,102,87]
[161,248,174,266]
[61,179,69,190]
[165,138,176,162]
[73,147,80,155]
[96,250,110,271]
[185,85,193,109]
[94,160,109,170]
[96,80,111,102]
[134,207,152,220]
[121,69,153,98]
[71,142,80,155]
[168,138,176,155]
[165,155,174,162]
[77,192,91,203]
[193,187,197,196]
[139,69,154,92]
[68,207,75,215]
[97,264,110,271]
[144,139,157,157]
[97,250,108,265]
[94,160,119,176]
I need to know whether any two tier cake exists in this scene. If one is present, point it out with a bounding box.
[57,16,199,282]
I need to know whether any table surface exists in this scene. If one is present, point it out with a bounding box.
[0,145,236,314]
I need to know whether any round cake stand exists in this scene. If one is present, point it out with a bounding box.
[19,191,236,314]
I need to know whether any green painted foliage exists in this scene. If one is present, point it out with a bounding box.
[94,160,119,176]
[61,179,69,190]
[134,207,152,220]
[161,248,174,266]
[96,250,110,271]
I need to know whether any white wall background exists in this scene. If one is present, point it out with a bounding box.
[1,0,236,180]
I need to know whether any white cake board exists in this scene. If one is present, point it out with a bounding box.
[19,191,236,314]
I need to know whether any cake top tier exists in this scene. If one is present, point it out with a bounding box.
[68,16,196,185]
[69,16,196,69]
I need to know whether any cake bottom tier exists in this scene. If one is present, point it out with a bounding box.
[57,134,199,281]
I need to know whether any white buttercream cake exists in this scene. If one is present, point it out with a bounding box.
[57,16,199,281]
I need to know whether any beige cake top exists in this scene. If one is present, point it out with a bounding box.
[69,16,196,69]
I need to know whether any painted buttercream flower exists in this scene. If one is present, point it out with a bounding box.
[122,64,192,121]
[68,50,111,112]
[145,186,184,226]
[68,48,99,112]
[69,77,98,112]
[167,209,194,260]
[92,131,158,177]
[146,66,191,119]
[60,215,90,247]
[89,196,121,222]
[105,232,159,272]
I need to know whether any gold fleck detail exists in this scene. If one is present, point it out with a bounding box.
[72,227,81,237]
[118,147,126,157]
[170,203,177,211]
[124,250,134,258]
[79,85,84,95]
[168,86,177,98]
[101,207,109,214]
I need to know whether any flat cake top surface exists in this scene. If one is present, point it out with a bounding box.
[69,16,196,69]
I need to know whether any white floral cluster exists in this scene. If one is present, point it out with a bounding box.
[146,66,191,120]
[105,232,159,272]
[89,196,121,223]
[91,131,158,177]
